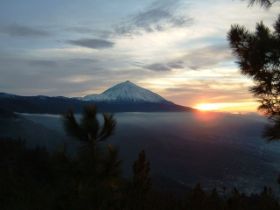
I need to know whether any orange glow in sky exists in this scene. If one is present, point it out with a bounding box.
[195,103,222,111]
[194,102,259,113]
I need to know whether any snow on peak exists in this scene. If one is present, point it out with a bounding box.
[82,81,167,103]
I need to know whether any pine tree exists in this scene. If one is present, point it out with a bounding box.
[63,105,116,150]
[62,105,121,209]
[228,14,280,140]
[248,0,278,8]
[132,150,151,195]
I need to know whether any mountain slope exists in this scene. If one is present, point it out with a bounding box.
[0,82,193,113]
[82,81,167,103]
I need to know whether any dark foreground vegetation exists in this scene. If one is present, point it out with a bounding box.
[1,138,280,210]
[228,0,280,141]
[0,105,280,210]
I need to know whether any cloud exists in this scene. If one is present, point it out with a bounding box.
[0,24,50,37]
[28,60,57,67]
[67,38,114,49]
[145,63,171,71]
[162,81,254,107]
[64,26,95,34]
[140,44,230,72]
[64,27,112,38]
[25,57,98,69]
[0,54,151,97]
[183,44,233,70]
[115,0,193,35]
[66,58,97,64]
[144,60,184,71]
[167,61,184,69]
[164,81,250,94]
[165,87,194,92]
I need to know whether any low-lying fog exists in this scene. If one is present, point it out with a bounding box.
[1,112,280,194]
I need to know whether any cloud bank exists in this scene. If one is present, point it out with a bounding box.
[67,38,114,49]
[0,24,50,37]
[115,0,193,35]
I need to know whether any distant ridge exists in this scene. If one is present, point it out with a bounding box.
[0,81,193,114]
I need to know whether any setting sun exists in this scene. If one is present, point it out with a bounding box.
[195,103,222,111]
[195,102,259,112]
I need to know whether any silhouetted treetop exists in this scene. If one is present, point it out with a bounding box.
[63,105,116,144]
[228,15,280,140]
[248,0,278,8]
[133,150,151,195]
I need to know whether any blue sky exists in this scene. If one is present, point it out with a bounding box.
[0,0,279,112]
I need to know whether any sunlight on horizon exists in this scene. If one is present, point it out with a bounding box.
[195,101,259,113]
[195,103,223,111]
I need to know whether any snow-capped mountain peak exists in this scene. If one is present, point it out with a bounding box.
[82,81,168,103]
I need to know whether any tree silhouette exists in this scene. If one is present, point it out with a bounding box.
[63,105,116,150]
[132,150,151,195]
[62,105,120,208]
[1,137,280,209]
[228,15,280,140]
[248,0,278,8]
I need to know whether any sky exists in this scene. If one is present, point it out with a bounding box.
[0,0,279,112]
